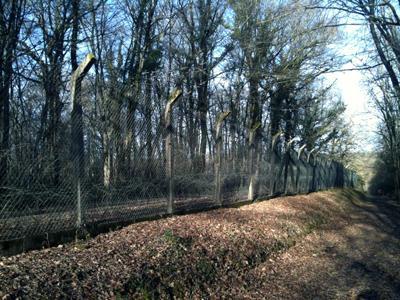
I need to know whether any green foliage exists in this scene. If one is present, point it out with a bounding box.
[348,152,377,192]
[162,229,193,249]
[304,214,327,234]
[369,154,396,196]
[195,258,216,283]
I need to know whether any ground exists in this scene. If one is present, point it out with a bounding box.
[0,189,399,299]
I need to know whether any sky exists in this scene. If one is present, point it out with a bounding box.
[324,25,380,152]
[326,65,379,152]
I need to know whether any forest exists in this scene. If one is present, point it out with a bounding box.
[0,0,399,240]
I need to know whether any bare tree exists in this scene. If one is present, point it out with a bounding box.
[0,0,26,185]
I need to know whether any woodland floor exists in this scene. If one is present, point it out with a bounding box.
[0,189,399,299]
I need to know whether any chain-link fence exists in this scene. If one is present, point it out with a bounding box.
[0,55,358,245]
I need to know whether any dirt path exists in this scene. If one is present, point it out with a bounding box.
[241,192,400,299]
[0,189,399,299]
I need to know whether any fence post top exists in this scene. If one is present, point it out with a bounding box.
[71,53,96,82]
[165,89,182,121]
[167,89,182,106]
[271,130,283,149]
[216,111,231,125]
[307,147,317,163]
[215,111,231,139]
[248,122,262,144]
[250,121,262,133]
[272,130,283,140]
[298,144,307,159]
[288,137,298,145]
[286,136,299,151]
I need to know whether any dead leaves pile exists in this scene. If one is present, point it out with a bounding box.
[0,190,353,299]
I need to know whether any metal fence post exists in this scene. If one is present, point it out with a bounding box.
[214,111,231,206]
[269,131,282,196]
[307,148,316,193]
[283,137,297,195]
[165,89,182,215]
[71,53,95,230]
[313,154,320,191]
[296,144,306,193]
[316,156,321,191]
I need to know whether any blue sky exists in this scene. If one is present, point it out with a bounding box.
[325,24,379,152]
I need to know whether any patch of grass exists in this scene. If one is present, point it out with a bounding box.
[246,248,269,267]
[196,257,216,282]
[118,230,197,298]
[304,214,327,234]
[120,266,163,299]
[162,229,193,250]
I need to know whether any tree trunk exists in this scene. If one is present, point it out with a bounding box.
[197,73,208,172]
[145,73,153,177]
[0,69,11,186]
[0,0,25,185]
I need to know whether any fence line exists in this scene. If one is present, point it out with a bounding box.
[0,54,358,245]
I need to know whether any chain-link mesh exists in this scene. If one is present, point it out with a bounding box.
[220,142,251,205]
[0,69,359,243]
[78,76,170,228]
